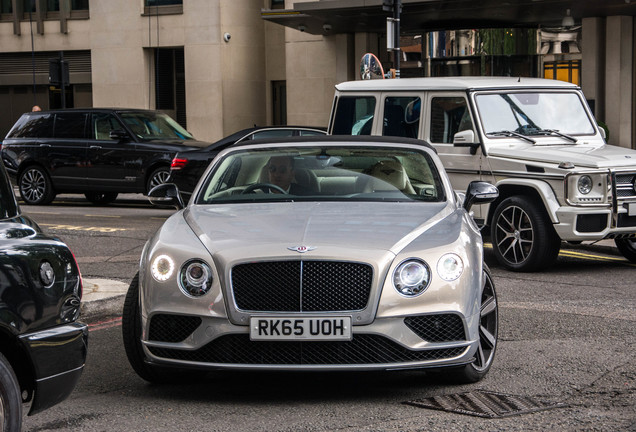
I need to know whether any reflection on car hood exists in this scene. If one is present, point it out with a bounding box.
[488,142,636,169]
[184,201,451,260]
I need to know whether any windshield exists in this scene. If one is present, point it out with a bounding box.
[196,146,444,204]
[119,112,194,140]
[475,92,596,136]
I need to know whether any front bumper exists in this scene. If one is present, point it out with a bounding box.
[19,322,89,415]
[141,314,477,371]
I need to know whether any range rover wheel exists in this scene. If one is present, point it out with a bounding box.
[122,273,194,383]
[490,196,560,271]
[451,264,498,384]
[0,352,22,432]
[18,166,56,205]
[85,192,118,205]
[615,238,636,263]
[146,167,170,194]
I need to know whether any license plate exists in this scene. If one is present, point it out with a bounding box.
[629,202,636,217]
[250,316,352,341]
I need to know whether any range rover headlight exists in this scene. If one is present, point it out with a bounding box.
[437,253,464,281]
[577,175,593,195]
[179,260,213,297]
[151,254,175,282]
[393,259,430,296]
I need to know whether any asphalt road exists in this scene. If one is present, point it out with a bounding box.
[18,194,636,432]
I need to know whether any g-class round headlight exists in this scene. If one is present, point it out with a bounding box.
[577,175,593,195]
[393,259,430,296]
[437,253,464,281]
[151,254,175,281]
[179,260,213,297]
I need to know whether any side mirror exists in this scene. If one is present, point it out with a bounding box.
[453,130,480,154]
[463,181,498,212]
[109,129,128,141]
[148,183,184,210]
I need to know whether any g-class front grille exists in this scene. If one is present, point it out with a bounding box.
[615,173,636,199]
[231,261,373,312]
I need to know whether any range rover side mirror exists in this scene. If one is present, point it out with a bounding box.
[148,183,184,210]
[109,129,128,141]
[463,181,498,212]
[453,130,481,155]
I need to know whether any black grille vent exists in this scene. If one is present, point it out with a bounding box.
[576,214,607,232]
[615,173,636,199]
[148,334,465,365]
[404,314,466,342]
[232,261,373,312]
[148,314,202,343]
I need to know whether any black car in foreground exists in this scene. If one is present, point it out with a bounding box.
[168,126,326,199]
[0,162,87,430]
[1,108,210,205]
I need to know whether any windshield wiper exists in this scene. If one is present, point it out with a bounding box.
[487,130,536,144]
[527,128,578,143]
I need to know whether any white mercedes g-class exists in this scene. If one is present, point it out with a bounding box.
[328,77,636,271]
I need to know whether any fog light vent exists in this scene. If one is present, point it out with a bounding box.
[404,390,565,418]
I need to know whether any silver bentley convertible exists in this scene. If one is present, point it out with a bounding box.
[122,136,499,383]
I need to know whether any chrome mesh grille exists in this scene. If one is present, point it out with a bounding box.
[404,314,466,342]
[148,314,202,343]
[148,334,466,365]
[231,261,373,312]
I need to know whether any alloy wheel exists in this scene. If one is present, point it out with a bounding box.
[20,168,46,203]
[494,204,534,265]
[474,269,497,371]
[149,169,170,190]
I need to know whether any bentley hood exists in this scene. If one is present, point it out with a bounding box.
[182,201,453,263]
[488,142,636,169]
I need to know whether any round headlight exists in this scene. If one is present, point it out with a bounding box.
[393,260,430,296]
[577,175,593,195]
[179,260,213,297]
[437,253,464,281]
[151,254,175,282]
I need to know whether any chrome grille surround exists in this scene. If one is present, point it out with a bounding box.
[231,260,373,312]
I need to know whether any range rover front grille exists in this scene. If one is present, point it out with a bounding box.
[148,334,466,365]
[231,261,373,312]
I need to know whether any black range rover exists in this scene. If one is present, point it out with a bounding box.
[1,108,210,205]
[0,161,87,430]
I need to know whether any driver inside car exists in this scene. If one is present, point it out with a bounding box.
[266,156,311,195]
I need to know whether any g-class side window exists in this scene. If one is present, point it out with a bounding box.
[6,113,54,138]
[332,96,376,135]
[383,96,420,138]
[430,97,473,143]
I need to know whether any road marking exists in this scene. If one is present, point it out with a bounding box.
[88,317,122,331]
[41,223,128,233]
[484,242,634,266]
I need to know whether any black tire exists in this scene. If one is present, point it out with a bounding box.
[146,167,170,194]
[0,352,23,432]
[122,273,194,383]
[615,238,636,263]
[84,192,118,205]
[451,264,498,384]
[18,165,56,205]
[490,196,561,271]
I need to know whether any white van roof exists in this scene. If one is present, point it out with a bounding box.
[334,76,579,92]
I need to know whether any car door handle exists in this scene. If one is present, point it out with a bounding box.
[39,143,51,148]
[90,145,102,149]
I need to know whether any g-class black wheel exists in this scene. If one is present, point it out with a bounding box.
[490,196,560,271]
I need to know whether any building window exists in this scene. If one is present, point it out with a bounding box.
[146,0,182,5]
[1,0,12,13]
[544,60,580,85]
[271,0,285,9]
[155,47,187,129]
[144,0,183,15]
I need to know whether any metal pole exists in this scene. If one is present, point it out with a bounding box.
[60,51,66,108]
[393,0,401,78]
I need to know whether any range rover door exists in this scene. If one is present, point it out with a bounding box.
[48,112,89,188]
[86,113,139,191]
